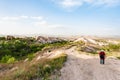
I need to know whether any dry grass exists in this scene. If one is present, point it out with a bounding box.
[0,53,67,80]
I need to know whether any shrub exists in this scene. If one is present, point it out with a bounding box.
[27,53,35,61]
[102,44,120,51]
[0,39,69,63]
[108,44,120,50]
[1,55,11,63]
[0,37,5,40]
[7,57,16,63]
[1,55,16,63]
[117,57,120,59]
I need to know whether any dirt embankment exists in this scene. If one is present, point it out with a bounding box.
[59,47,120,80]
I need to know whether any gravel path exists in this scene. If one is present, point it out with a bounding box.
[59,47,120,80]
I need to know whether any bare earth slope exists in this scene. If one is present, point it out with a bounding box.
[59,47,120,80]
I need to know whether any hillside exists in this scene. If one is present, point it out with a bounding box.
[0,36,120,80]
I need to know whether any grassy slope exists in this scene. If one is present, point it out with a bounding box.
[0,54,67,80]
[0,37,69,80]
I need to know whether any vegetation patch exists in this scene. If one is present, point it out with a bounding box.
[102,43,120,51]
[0,54,67,80]
[1,55,16,63]
[117,57,120,59]
[0,37,69,63]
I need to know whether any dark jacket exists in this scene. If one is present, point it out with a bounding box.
[99,51,105,59]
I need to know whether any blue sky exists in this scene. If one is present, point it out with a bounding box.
[0,0,120,36]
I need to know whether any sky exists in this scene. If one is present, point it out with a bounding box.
[0,0,120,36]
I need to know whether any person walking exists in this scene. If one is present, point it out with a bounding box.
[99,50,106,64]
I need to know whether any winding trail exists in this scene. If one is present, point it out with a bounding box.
[59,47,120,80]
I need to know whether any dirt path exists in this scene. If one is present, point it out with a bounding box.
[59,47,120,80]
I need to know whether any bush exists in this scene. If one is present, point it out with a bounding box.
[108,44,120,50]
[27,54,35,61]
[7,57,16,63]
[102,44,120,51]
[117,57,120,59]
[0,39,69,63]
[1,55,16,63]
[0,37,5,40]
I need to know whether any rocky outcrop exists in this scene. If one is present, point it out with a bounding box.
[36,36,62,43]
[6,35,15,40]
[74,37,109,46]
[74,37,97,45]
[81,46,98,53]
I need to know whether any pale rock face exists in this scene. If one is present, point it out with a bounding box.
[74,37,116,46]
[74,37,97,45]
[24,58,29,62]
[6,35,15,40]
[74,37,87,43]
[10,67,18,72]
[36,36,62,43]
[81,46,96,53]
[36,56,41,61]
[86,38,97,44]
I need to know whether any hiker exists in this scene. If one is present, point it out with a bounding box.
[99,50,106,64]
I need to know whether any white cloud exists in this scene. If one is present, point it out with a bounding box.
[20,16,28,19]
[34,20,65,29]
[52,0,120,10]
[34,20,47,26]
[0,16,65,35]
[0,16,28,21]
[60,0,83,8]
[0,16,43,21]
[1,16,20,21]
[49,24,64,28]
[30,16,43,20]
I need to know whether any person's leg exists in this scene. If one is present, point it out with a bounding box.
[102,59,103,64]
[100,59,104,64]
[100,59,102,64]
[103,59,105,64]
